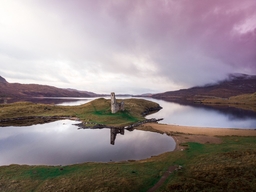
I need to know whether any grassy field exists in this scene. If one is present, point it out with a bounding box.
[0,98,160,127]
[0,136,255,191]
[0,152,183,192]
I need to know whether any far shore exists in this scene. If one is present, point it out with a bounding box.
[145,123,256,151]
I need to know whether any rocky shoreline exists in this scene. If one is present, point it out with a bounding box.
[0,116,78,126]
[76,105,163,129]
[76,118,164,129]
[141,106,163,116]
[0,104,163,127]
[0,115,163,128]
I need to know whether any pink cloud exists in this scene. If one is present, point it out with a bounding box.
[40,0,256,86]
[2,0,256,92]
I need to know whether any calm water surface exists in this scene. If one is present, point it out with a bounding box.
[0,120,175,166]
[145,98,256,129]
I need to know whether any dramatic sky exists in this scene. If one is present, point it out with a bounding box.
[0,0,256,94]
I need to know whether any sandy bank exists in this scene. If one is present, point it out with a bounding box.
[148,123,256,136]
[145,123,256,151]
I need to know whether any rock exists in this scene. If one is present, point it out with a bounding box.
[141,105,163,116]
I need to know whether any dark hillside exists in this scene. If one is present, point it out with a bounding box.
[0,76,7,83]
[0,76,95,99]
[153,74,256,102]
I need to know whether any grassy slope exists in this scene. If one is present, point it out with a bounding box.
[0,98,160,127]
[0,152,182,192]
[201,92,256,112]
[0,81,92,98]
[162,136,256,192]
[0,136,256,191]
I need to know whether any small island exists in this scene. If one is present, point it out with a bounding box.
[0,94,162,127]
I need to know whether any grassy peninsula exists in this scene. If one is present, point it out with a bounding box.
[0,98,161,127]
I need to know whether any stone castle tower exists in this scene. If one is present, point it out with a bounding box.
[111,92,117,113]
[111,92,124,113]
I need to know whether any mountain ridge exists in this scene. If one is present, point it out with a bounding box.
[152,73,256,101]
[0,76,7,83]
[0,76,97,99]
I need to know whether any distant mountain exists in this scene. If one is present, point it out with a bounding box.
[65,88,98,97]
[0,76,7,83]
[0,76,97,99]
[115,94,133,97]
[152,73,256,102]
[133,93,153,97]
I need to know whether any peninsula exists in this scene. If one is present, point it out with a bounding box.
[0,96,162,127]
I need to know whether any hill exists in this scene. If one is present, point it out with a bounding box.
[0,76,97,99]
[152,74,256,102]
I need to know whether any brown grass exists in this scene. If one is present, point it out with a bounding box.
[0,98,160,127]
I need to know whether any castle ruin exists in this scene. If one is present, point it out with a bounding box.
[110,128,124,145]
[111,92,124,113]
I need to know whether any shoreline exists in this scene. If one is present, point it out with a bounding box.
[147,123,256,136]
[145,123,256,151]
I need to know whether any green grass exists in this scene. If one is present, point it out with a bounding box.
[75,98,155,126]
[0,98,160,127]
[163,136,256,192]
[0,152,183,192]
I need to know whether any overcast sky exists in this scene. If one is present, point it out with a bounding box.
[0,0,256,94]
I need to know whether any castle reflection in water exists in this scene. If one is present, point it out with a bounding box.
[110,128,124,145]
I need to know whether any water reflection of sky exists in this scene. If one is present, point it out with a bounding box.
[145,98,256,129]
[56,97,100,106]
[0,120,175,166]
[55,96,130,106]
